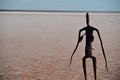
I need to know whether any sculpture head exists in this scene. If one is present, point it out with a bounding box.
[86,12,90,26]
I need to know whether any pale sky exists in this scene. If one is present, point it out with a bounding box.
[0,0,120,11]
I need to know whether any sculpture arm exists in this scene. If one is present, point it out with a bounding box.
[96,29,108,72]
[69,28,84,66]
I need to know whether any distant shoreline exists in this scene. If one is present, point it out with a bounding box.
[0,9,120,13]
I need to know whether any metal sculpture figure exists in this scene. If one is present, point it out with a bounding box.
[69,13,108,80]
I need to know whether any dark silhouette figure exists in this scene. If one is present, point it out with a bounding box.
[69,13,108,80]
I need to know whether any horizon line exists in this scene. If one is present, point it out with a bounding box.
[0,9,120,13]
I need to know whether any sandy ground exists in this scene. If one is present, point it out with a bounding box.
[0,12,120,80]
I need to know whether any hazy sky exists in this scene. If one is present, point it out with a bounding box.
[0,0,120,11]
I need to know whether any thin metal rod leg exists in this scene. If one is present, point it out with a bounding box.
[82,57,87,80]
[91,56,97,80]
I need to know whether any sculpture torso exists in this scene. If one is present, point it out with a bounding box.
[83,26,96,57]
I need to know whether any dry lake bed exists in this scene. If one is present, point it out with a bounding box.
[0,12,120,80]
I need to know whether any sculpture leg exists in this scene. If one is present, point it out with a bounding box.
[91,56,97,80]
[82,56,87,80]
